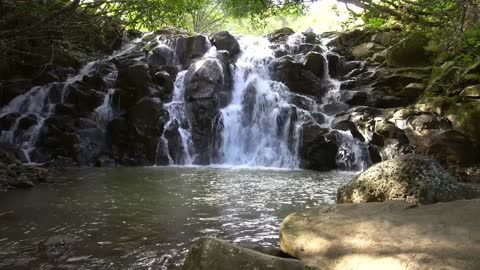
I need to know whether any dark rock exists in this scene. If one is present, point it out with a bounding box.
[332,120,365,142]
[183,238,311,270]
[17,114,38,130]
[54,104,76,115]
[152,71,174,102]
[211,31,240,56]
[184,57,231,165]
[271,56,326,97]
[386,32,432,67]
[128,97,169,164]
[304,52,326,78]
[176,35,210,66]
[64,82,104,113]
[337,155,479,204]
[322,103,349,116]
[303,32,320,44]
[267,27,295,43]
[147,45,178,67]
[341,91,367,106]
[399,83,425,102]
[299,122,338,171]
[326,52,344,78]
[0,113,21,130]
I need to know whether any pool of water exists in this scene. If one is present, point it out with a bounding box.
[0,166,355,269]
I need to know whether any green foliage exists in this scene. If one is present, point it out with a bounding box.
[365,17,386,29]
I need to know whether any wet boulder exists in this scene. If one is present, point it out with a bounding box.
[147,45,178,67]
[337,155,479,204]
[129,97,168,139]
[183,238,311,270]
[127,97,170,165]
[267,27,295,43]
[304,52,326,78]
[176,35,210,66]
[64,82,104,113]
[164,120,187,165]
[298,122,339,171]
[211,31,240,57]
[17,114,38,131]
[152,70,175,102]
[184,58,230,165]
[271,56,327,98]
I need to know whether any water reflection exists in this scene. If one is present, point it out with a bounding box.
[0,167,354,269]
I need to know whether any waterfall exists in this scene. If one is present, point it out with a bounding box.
[0,31,371,170]
[162,70,195,165]
[220,36,301,168]
[95,71,119,123]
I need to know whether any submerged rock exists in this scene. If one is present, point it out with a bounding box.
[336,155,479,204]
[280,199,480,270]
[183,238,312,270]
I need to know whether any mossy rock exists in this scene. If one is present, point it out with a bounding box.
[446,100,480,145]
[425,61,460,96]
[386,32,432,67]
[267,27,295,42]
[417,97,480,146]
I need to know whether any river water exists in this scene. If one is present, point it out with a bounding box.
[0,167,354,269]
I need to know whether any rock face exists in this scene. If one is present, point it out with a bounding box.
[211,31,240,57]
[386,32,431,67]
[298,123,338,171]
[337,155,479,204]
[183,238,312,270]
[280,199,480,270]
[271,56,326,98]
[184,57,231,164]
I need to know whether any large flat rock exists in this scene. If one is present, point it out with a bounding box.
[280,200,480,270]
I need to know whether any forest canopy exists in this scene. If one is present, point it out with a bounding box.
[0,0,478,79]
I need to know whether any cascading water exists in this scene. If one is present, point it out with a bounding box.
[319,48,372,171]
[220,36,301,168]
[162,70,194,165]
[95,71,119,123]
[0,30,371,170]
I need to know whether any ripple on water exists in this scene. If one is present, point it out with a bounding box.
[0,167,355,269]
